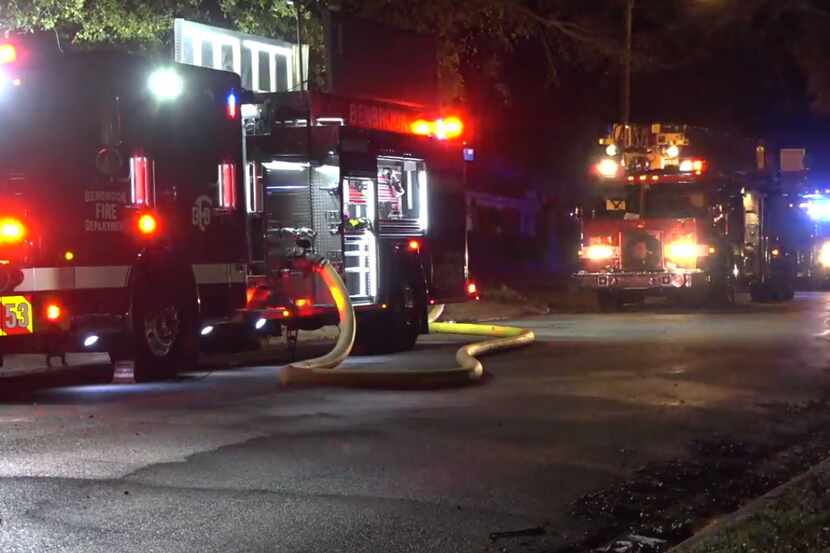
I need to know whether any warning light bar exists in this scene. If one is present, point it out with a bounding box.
[410,116,464,140]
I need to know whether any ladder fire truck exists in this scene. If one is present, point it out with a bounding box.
[574,122,797,309]
[0,30,474,380]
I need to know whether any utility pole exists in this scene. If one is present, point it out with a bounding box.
[622,0,634,132]
[294,1,305,93]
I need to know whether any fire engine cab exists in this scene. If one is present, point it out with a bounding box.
[575,123,797,309]
[0,30,473,380]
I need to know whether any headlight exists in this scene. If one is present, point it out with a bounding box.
[665,241,698,261]
[819,242,830,268]
[595,159,619,178]
[665,240,710,263]
[582,244,616,261]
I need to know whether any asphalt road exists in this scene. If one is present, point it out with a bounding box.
[2,293,830,552]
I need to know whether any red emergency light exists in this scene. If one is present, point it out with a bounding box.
[0,217,26,245]
[0,44,17,65]
[410,116,464,140]
[411,120,432,136]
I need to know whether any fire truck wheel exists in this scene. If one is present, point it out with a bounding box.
[354,281,423,354]
[750,283,773,303]
[707,279,736,307]
[132,274,198,382]
[389,281,422,352]
[596,290,622,312]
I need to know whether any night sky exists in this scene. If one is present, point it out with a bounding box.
[461,1,830,204]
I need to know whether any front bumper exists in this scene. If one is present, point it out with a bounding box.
[574,270,707,290]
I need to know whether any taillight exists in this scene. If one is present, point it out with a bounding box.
[0,217,26,245]
[465,279,480,300]
[407,239,420,252]
[137,213,158,236]
[46,303,62,321]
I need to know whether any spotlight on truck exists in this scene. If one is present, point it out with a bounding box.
[148,68,184,100]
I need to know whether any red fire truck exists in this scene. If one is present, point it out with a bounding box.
[0,32,473,380]
[241,91,472,354]
[575,123,797,309]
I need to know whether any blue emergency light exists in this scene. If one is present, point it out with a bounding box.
[463,147,475,161]
[226,92,237,119]
[801,193,830,222]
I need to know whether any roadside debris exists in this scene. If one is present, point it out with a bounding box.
[595,534,666,553]
[566,399,830,552]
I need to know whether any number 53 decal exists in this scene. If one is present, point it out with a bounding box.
[0,296,33,336]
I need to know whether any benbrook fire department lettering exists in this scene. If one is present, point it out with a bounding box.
[84,190,127,232]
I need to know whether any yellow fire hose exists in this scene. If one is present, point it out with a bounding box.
[280,265,535,387]
[284,260,356,371]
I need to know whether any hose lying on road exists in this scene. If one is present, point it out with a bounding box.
[280,266,535,387]
[427,319,536,381]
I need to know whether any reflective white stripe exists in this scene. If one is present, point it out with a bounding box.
[15,266,130,292]
[192,263,247,285]
[13,264,246,291]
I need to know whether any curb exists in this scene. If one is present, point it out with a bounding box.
[669,455,830,552]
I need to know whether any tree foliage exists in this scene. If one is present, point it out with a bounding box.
[6,0,830,116]
[0,0,620,101]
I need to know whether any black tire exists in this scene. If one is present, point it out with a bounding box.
[707,277,736,307]
[751,279,794,304]
[353,280,423,355]
[596,290,622,312]
[673,289,702,308]
[131,271,198,382]
[750,283,771,303]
